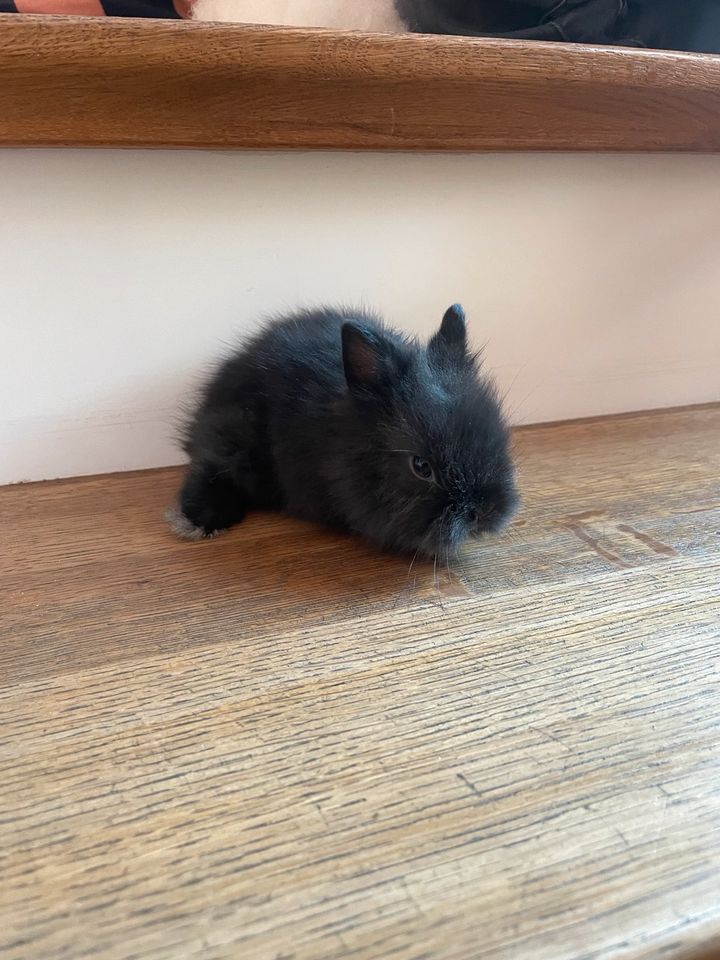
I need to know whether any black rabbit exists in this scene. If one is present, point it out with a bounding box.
[168,305,517,559]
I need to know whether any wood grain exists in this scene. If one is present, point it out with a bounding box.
[3,14,720,151]
[1,405,719,960]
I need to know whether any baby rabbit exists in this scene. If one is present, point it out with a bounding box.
[169,305,517,559]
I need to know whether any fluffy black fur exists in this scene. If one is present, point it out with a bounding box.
[174,305,517,559]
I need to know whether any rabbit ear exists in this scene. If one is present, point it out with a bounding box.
[342,322,399,393]
[429,304,467,362]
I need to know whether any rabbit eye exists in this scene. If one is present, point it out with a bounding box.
[410,456,434,483]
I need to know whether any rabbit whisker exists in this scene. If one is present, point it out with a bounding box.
[407,547,420,584]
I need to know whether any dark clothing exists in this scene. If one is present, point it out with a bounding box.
[396,0,720,54]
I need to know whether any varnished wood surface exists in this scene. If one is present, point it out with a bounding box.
[3,15,720,151]
[1,405,719,959]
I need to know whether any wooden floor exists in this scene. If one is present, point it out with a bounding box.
[2,406,719,960]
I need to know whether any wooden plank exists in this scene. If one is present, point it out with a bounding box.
[1,405,719,959]
[3,15,720,151]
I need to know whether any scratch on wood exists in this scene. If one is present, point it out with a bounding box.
[529,725,573,754]
[314,802,330,827]
[562,510,607,522]
[437,575,473,599]
[617,524,677,557]
[457,772,484,802]
[561,521,632,569]
[614,827,631,850]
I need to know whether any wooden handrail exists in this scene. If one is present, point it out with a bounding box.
[2,14,720,150]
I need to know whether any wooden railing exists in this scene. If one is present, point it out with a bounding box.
[2,14,720,150]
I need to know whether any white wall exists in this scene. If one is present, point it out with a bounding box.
[1,149,719,485]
